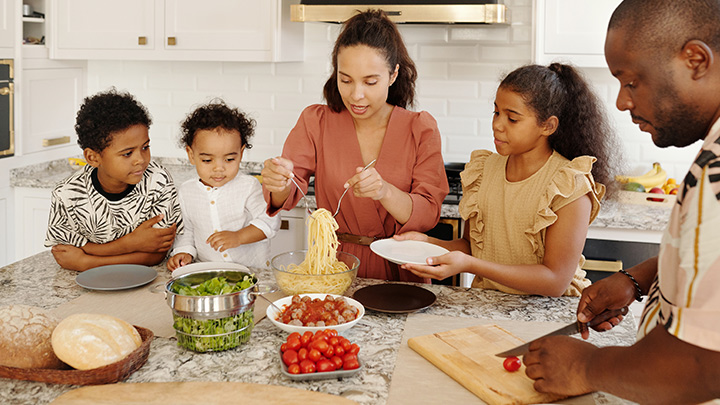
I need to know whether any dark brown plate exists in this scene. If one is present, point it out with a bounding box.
[352,284,436,313]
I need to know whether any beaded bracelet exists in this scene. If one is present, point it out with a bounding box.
[619,269,643,302]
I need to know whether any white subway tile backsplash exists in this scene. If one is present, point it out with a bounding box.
[248,76,302,94]
[479,44,531,61]
[434,117,478,137]
[398,25,449,43]
[449,27,511,42]
[448,99,488,117]
[418,80,479,98]
[419,44,480,61]
[415,61,449,79]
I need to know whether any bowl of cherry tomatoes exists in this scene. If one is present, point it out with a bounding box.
[267,294,364,334]
[279,329,362,380]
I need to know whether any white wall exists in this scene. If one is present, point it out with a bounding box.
[86,0,698,181]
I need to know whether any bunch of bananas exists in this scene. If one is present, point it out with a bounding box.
[616,162,667,190]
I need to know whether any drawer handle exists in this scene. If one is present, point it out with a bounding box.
[280,220,289,230]
[0,85,11,96]
[42,136,70,147]
[167,37,176,46]
[138,36,147,45]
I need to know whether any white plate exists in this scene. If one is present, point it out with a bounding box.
[266,294,364,334]
[76,264,158,291]
[370,238,449,265]
[171,261,250,279]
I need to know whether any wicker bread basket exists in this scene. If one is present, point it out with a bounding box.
[0,325,153,385]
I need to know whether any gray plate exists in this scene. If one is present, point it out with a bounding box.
[75,264,158,291]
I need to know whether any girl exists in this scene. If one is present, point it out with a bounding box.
[261,10,448,282]
[399,63,619,296]
[167,101,280,271]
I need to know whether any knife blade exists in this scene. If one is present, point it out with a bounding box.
[494,306,628,357]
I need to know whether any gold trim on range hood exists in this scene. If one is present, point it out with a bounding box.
[290,4,508,24]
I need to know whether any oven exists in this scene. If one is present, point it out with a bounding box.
[427,162,465,286]
[0,59,14,158]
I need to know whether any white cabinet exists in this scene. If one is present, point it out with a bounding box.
[21,62,85,154]
[13,187,52,261]
[269,207,307,259]
[51,0,304,62]
[533,0,622,67]
[0,0,15,57]
[0,187,9,266]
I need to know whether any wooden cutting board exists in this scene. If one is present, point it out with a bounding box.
[51,382,357,404]
[408,324,566,405]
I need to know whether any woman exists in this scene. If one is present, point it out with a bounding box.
[261,10,448,281]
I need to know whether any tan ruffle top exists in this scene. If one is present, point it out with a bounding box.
[458,150,606,296]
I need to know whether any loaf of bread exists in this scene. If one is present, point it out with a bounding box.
[0,305,65,369]
[51,313,142,370]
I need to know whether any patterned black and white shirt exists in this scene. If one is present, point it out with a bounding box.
[44,160,183,248]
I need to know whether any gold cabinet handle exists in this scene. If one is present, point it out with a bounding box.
[280,220,289,230]
[167,37,176,46]
[42,136,70,147]
[138,36,147,45]
[0,87,9,96]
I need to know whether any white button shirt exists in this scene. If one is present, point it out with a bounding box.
[171,174,280,268]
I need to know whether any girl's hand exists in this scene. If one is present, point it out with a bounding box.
[393,231,429,243]
[167,253,193,271]
[261,156,294,194]
[206,231,242,252]
[51,244,88,271]
[400,251,470,280]
[346,167,388,201]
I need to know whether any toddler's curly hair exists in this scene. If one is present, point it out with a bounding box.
[180,100,255,149]
[75,88,152,152]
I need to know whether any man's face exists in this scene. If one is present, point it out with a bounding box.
[605,27,706,148]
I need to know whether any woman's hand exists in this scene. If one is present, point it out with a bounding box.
[167,253,193,271]
[261,157,294,194]
[400,251,471,280]
[346,167,388,201]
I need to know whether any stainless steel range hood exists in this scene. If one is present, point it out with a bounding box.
[290,1,508,24]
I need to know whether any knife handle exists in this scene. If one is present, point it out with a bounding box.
[587,306,629,327]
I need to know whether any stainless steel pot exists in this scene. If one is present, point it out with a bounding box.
[165,269,258,319]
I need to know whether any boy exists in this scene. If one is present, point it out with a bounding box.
[45,89,183,271]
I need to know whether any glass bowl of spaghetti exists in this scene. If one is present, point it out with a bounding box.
[271,250,359,296]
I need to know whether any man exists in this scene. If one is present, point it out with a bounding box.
[522,1,720,403]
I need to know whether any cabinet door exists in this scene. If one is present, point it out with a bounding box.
[0,0,15,52]
[14,187,51,261]
[165,0,272,51]
[0,188,9,267]
[269,208,307,259]
[535,0,622,67]
[55,0,155,50]
[22,67,84,154]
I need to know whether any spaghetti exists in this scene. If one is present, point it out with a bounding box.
[276,208,354,295]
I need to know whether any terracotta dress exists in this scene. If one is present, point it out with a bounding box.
[459,150,605,296]
[265,104,449,281]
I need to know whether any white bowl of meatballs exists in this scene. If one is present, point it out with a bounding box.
[266,293,364,334]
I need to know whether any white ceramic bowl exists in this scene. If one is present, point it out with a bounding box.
[266,293,364,334]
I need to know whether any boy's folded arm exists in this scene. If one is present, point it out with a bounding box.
[76,251,167,271]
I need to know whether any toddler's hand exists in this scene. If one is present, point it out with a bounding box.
[126,215,177,253]
[167,253,193,271]
[206,231,242,252]
[261,156,294,193]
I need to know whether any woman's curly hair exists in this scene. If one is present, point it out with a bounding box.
[180,100,255,150]
[75,88,152,152]
[499,63,625,198]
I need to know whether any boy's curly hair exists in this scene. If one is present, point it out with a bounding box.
[75,88,152,152]
[180,100,255,149]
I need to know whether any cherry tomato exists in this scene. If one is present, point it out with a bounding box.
[323,329,338,337]
[348,343,360,355]
[334,344,345,357]
[312,331,327,342]
[282,349,299,366]
[301,331,313,347]
[311,339,330,354]
[287,332,301,342]
[342,353,357,364]
[297,347,308,362]
[287,363,300,374]
[316,358,336,373]
[503,356,521,372]
[286,337,302,352]
[343,357,360,370]
[340,338,352,352]
[324,344,334,357]
[330,355,343,370]
[299,359,316,374]
[280,343,288,352]
[308,348,322,362]
[328,336,339,346]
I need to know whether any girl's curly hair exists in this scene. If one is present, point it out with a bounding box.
[180,100,255,149]
[75,88,152,152]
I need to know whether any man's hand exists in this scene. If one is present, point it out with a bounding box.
[523,335,597,396]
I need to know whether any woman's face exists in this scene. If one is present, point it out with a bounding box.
[336,44,398,121]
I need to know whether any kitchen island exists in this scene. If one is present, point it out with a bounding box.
[0,251,638,405]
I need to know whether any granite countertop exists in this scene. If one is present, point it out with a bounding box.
[0,251,638,405]
[10,157,671,230]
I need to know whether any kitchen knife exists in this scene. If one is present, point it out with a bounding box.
[494,306,629,357]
